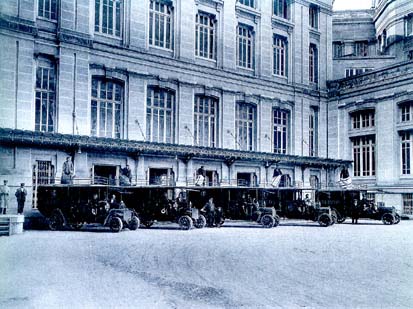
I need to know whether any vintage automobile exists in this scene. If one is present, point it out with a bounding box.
[189,187,280,228]
[125,187,207,230]
[317,189,401,225]
[37,185,140,232]
[265,188,335,227]
[359,202,401,225]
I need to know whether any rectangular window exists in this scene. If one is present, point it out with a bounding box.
[237,24,254,69]
[38,0,58,20]
[400,103,413,122]
[95,0,122,37]
[149,0,174,50]
[273,35,288,77]
[309,5,319,29]
[345,68,373,78]
[352,136,375,177]
[406,15,413,37]
[273,109,289,154]
[195,12,216,60]
[91,78,123,138]
[333,42,343,58]
[402,193,413,215]
[309,44,318,84]
[35,62,56,132]
[351,110,375,129]
[194,95,218,147]
[236,102,256,151]
[401,132,412,175]
[146,87,175,143]
[309,107,318,157]
[354,41,368,57]
[273,0,289,19]
[238,0,255,8]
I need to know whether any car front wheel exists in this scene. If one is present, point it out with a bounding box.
[194,214,207,229]
[128,215,140,231]
[110,217,123,232]
[49,210,65,231]
[318,213,332,227]
[261,214,275,228]
[382,213,395,225]
[178,215,193,230]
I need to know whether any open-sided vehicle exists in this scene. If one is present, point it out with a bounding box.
[265,188,335,227]
[124,187,207,230]
[37,185,140,232]
[317,189,401,225]
[187,187,280,228]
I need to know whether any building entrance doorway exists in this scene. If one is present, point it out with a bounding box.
[93,165,119,185]
[149,168,174,185]
[237,172,257,187]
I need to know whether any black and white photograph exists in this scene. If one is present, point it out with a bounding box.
[0,0,413,307]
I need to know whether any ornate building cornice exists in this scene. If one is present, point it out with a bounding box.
[327,61,413,98]
[0,128,351,169]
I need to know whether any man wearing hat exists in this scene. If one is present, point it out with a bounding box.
[15,183,27,215]
[0,180,10,214]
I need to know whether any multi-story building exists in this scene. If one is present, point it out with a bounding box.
[0,0,350,219]
[329,0,413,215]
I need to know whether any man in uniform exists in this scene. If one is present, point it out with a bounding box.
[15,183,27,215]
[0,180,10,214]
[202,197,215,227]
[61,156,74,184]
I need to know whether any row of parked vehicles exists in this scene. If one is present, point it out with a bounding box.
[36,185,401,232]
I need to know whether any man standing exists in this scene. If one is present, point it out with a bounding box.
[15,183,27,215]
[202,197,215,227]
[271,168,283,187]
[195,166,206,186]
[61,156,74,184]
[0,180,10,214]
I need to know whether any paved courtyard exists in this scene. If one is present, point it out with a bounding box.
[1,219,412,308]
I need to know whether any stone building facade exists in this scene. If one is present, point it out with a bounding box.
[0,0,350,216]
[330,0,413,215]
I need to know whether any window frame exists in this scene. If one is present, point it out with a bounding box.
[401,131,413,175]
[309,43,318,84]
[238,0,255,9]
[273,0,289,20]
[352,135,376,177]
[193,95,219,147]
[90,77,124,139]
[94,0,123,38]
[273,34,288,78]
[35,60,57,133]
[400,102,413,123]
[333,41,343,58]
[402,193,413,215]
[195,11,217,61]
[146,86,176,144]
[354,41,369,57]
[309,107,318,157]
[236,102,257,151]
[237,24,255,70]
[38,0,58,20]
[309,4,319,30]
[351,109,375,130]
[272,108,289,154]
[149,0,174,51]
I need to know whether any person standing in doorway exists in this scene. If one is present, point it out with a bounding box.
[0,180,10,214]
[15,183,27,215]
[61,156,74,184]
